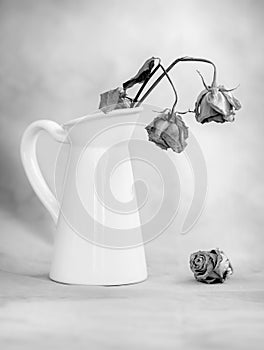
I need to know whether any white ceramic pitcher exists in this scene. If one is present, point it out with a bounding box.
[20,107,147,285]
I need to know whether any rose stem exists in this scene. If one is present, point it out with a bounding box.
[131,57,161,108]
[158,64,178,116]
[135,56,217,107]
[131,66,160,107]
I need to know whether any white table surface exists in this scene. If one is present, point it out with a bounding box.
[1,261,264,350]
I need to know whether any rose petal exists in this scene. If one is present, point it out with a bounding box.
[161,124,181,153]
[146,131,169,150]
[190,249,233,283]
[145,116,170,150]
[146,112,188,153]
[223,113,235,122]
[192,256,206,271]
[190,253,207,272]
[174,114,189,139]
[196,93,224,123]
[201,275,223,284]
[161,114,188,153]
[193,255,214,279]
[202,114,225,124]
[195,89,208,109]
[208,251,218,266]
[216,251,233,279]
[194,89,211,122]
[195,84,241,124]
[206,89,232,116]
[221,90,242,110]
[99,87,131,113]
[207,270,223,280]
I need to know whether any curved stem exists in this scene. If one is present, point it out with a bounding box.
[131,57,161,107]
[135,56,217,107]
[159,64,178,115]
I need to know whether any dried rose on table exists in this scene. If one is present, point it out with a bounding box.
[145,110,188,153]
[190,248,233,284]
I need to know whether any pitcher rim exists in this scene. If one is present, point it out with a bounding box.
[63,106,144,127]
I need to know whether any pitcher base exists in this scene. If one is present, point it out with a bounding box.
[49,273,148,286]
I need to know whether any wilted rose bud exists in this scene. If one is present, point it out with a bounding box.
[195,85,241,124]
[190,248,233,284]
[99,87,131,113]
[145,110,188,153]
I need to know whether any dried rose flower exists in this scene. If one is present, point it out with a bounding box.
[195,85,241,124]
[123,57,156,90]
[99,58,157,113]
[145,110,188,153]
[99,87,131,113]
[190,248,233,284]
[98,56,242,155]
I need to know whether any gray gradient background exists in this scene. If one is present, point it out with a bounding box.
[0,1,263,349]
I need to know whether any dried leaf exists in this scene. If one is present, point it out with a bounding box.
[123,57,155,90]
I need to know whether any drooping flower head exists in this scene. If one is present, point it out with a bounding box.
[194,72,241,124]
[145,109,188,153]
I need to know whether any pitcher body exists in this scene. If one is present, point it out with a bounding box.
[21,107,147,285]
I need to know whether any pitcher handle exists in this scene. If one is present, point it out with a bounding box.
[20,120,69,224]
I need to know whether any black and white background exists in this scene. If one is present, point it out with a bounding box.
[0,1,263,349]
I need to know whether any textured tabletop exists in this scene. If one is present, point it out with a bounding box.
[1,260,264,350]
